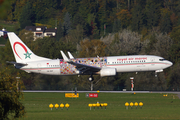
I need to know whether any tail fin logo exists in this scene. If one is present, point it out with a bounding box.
[13,42,32,59]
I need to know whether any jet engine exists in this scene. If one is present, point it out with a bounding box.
[100,68,117,77]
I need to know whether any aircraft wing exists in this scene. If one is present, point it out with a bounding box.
[60,51,101,74]
[68,60,101,73]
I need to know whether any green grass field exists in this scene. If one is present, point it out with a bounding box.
[0,37,7,44]
[21,92,180,120]
[0,20,19,45]
[0,20,18,32]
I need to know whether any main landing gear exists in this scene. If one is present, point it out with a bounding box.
[88,74,94,81]
[88,74,102,91]
[89,74,94,91]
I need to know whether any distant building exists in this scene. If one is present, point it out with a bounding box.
[25,26,57,40]
[44,28,57,37]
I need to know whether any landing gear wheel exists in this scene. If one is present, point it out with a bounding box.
[89,76,94,81]
[155,72,157,77]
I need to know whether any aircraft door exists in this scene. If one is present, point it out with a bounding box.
[151,58,155,66]
[149,57,155,71]
[37,63,41,73]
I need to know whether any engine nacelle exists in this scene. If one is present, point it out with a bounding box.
[100,68,117,77]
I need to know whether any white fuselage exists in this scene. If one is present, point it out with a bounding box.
[18,55,172,76]
[5,32,172,77]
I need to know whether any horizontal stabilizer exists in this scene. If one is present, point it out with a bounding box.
[6,61,28,66]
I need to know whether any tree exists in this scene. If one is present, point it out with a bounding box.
[168,63,180,91]
[116,9,132,29]
[32,0,58,23]
[63,12,72,35]
[66,24,84,45]
[56,21,64,41]
[170,25,180,63]
[125,72,167,91]
[66,0,79,17]
[176,1,180,26]
[101,29,142,56]
[112,19,121,33]
[72,13,86,31]
[131,3,144,31]
[160,12,172,34]
[0,0,13,20]
[90,21,100,39]
[19,2,35,29]
[78,39,106,57]
[78,0,94,21]
[145,0,159,29]
[0,65,25,119]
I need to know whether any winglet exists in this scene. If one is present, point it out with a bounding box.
[60,50,69,61]
[67,51,74,59]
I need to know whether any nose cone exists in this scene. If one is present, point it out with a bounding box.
[167,61,173,67]
[170,61,173,66]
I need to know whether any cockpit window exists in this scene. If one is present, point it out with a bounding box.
[159,59,166,61]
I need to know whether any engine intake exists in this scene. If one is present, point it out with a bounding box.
[100,68,117,77]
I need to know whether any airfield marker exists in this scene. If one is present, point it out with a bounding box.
[130,102,134,109]
[97,103,100,109]
[88,104,92,110]
[134,102,138,109]
[65,103,70,110]
[93,103,97,110]
[125,102,129,109]
[103,103,108,110]
[55,104,59,110]
[60,103,64,110]
[139,102,143,109]
[49,104,53,110]
[100,103,104,109]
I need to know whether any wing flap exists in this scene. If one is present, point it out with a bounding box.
[68,61,101,73]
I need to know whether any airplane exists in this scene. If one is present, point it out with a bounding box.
[1,31,173,81]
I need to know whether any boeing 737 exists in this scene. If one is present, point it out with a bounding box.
[2,31,173,81]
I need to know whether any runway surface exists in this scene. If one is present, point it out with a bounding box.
[22,90,180,98]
